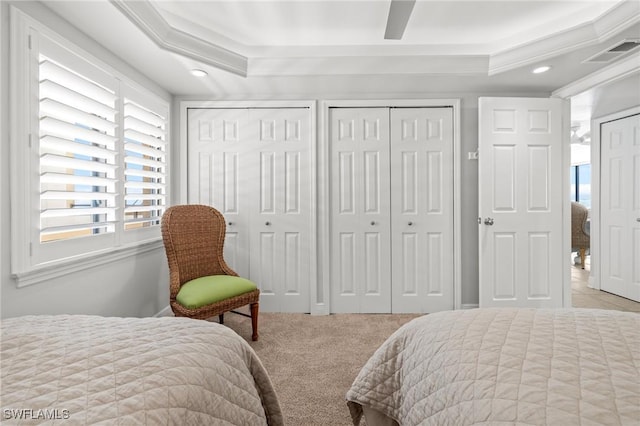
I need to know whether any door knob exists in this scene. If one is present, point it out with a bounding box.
[265,221,271,226]
[408,221,413,226]
[637,218,640,222]
[370,221,377,226]
[228,222,233,226]
[484,217,494,226]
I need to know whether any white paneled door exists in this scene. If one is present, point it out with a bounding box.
[478,97,564,308]
[600,113,640,302]
[187,107,312,312]
[330,108,392,313]
[247,108,312,312]
[390,108,454,313]
[330,107,454,313]
[188,108,251,277]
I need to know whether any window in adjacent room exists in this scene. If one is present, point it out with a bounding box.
[570,163,591,209]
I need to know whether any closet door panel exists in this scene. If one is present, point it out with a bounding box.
[257,232,277,296]
[187,108,250,277]
[364,232,383,295]
[338,232,357,295]
[391,108,454,313]
[284,232,302,294]
[330,108,391,313]
[248,108,311,312]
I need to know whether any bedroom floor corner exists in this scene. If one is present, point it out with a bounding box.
[571,258,640,313]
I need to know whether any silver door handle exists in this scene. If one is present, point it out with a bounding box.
[484,218,494,226]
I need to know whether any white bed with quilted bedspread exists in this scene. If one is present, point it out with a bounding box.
[347,308,639,426]
[1,315,282,425]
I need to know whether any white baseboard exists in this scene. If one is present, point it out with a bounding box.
[461,304,479,310]
[154,305,173,317]
[310,303,329,316]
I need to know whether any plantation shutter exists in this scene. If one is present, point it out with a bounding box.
[123,98,167,230]
[38,56,118,243]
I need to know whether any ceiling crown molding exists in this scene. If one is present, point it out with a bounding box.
[551,51,640,99]
[109,0,247,77]
[488,0,640,75]
[249,55,489,77]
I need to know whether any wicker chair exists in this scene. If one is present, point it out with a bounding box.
[571,202,590,269]
[161,205,260,341]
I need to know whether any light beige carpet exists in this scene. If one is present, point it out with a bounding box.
[223,312,419,426]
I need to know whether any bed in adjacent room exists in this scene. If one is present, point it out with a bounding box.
[347,308,639,426]
[1,315,282,425]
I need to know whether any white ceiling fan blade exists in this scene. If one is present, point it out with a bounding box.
[384,0,416,40]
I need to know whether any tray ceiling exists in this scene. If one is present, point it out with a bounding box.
[41,0,640,95]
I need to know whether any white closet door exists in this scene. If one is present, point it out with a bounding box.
[247,108,311,312]
[187,108,250,277]
[390,108,454,313]
[330,108,391,313]
[478,97,564,308]
[601,113,640,302]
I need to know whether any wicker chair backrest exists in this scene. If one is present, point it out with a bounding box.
[161,205,237,297]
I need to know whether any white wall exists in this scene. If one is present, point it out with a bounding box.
[0,1,171,319]
[0,0,6,320]
[590,73,640,119]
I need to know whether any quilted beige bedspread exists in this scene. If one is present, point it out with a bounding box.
[1,315,283,425]
[347,308,640,425]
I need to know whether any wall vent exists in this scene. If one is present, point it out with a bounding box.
[583,39,640,63]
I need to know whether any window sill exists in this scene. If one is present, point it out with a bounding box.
[12,239,164,288]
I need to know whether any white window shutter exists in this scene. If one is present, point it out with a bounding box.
[10,11,171,281]
[38,56,118,242]
[123,99,167,230]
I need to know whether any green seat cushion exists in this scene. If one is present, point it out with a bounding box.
[176,275,257,310]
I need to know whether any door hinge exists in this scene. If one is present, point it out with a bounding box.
[28,35,32,50]
[29,242,33,256]
[28,133,33,148]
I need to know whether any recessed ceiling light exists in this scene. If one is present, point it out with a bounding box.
[191,69,208,77]
[532,66,551,74]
